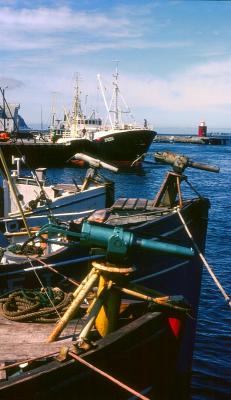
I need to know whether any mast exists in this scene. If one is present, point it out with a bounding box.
[50,92,57,133]
[113,61,120,128]
[40,105,43,131]
[97,74,113,128]
[70,75,83,137]
[2,87,7,131]
[97,62,136,130]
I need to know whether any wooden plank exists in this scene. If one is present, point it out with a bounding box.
[134,199,148,210]
[0,363,6,381]
[123,198,137,210]
[0,316,82,361]
[0,343,72,361]
[146,200,155,210]
[111,198,127,210]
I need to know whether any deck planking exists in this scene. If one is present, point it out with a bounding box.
[0,315,83,361]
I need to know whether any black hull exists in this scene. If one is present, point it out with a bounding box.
[86,129,155,164]
[0,130,155,168]
[0,139,93,168]
[0,311,187,400]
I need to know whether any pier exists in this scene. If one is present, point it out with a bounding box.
[154,121,230,145]
[153,135,229,145]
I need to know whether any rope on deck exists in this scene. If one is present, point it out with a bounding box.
[0,288,74,322]
[177,209,231,308]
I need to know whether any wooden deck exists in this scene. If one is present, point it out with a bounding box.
[0,315,82,362]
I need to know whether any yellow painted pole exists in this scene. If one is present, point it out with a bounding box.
[47,268,100,342]
[72,267,98,298]
[115,285,169,304]
[78,287,108,342]
[95,275,121,337]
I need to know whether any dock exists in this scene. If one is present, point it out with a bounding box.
[154,134,229,145]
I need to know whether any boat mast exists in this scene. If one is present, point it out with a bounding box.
[2,87,7,131]
[110,61,134,128]
[97,62,135,129]
[50,92,57,133]
[113,61,120,128]
[40,105,43,131]
[71,75,83,137]
[97,74,113,129]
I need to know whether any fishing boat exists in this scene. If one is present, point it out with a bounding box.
[0,71,155,169]
[0,153,116,239]
[69,67,156,167]
[0,219,194,399]
[0,152,219,395]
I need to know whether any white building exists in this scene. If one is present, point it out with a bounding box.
[0,103,20,132]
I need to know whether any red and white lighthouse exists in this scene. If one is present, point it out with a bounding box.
[198,121,207,137]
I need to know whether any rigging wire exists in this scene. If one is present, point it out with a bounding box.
[177,209,231,308]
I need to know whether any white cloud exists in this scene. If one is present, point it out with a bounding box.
[120,58,231,114]
[0,6,136,35]
[0,5,189,53]
[2,57,231,127]
[1,4,231,127]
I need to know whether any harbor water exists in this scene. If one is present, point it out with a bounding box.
[32,141,231,399]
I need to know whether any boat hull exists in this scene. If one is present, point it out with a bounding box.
[0,139,92,167]
[0,184,114,233]
[0,129,155,168]
[87,129,156,165]
[0,197,209,389]
[0,310,186,399]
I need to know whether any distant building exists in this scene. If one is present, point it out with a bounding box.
[0,103,30,132]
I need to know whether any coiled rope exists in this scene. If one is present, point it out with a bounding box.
[0,288,74,322]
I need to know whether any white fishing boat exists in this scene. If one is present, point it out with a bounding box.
[0,154,116,240]
[53,67,156,167]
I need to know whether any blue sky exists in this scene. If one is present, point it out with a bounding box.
[1,0,231,130]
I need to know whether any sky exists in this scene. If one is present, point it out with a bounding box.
[1,0,231,131]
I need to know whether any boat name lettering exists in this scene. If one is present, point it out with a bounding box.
[104,137,114,142]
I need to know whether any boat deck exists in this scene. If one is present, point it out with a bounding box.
[0,315,83,362]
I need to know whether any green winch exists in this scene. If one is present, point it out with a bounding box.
[36,220,194,263]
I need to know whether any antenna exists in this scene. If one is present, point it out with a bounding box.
[40,105,43,131]
[50,91,58,131]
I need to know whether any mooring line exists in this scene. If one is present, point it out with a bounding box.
[177,209,231,308]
